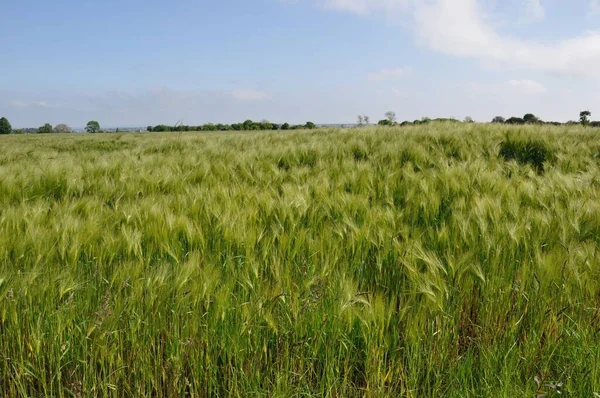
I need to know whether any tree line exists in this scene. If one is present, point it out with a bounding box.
[372,110,599,127]
[147,120,317,132]
[0,111,598,135]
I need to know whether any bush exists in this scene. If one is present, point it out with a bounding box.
[499,136,553,174]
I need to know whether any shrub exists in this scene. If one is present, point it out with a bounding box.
[499,136,553,174]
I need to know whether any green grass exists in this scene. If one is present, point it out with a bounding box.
[1,124,600,396]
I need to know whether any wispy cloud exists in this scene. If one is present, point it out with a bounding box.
[230,89,271,101]
[304,0,600,78]
[10,100,54,108]
[367,67,412,82]
[509,79,548,94]
[524,0,545,22]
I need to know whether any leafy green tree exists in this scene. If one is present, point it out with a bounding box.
[523,113,540,124]
[86,120,100,133]
[378,119,392,126]
[147,126,153,132]
[464,116,474,123]
[38,123,53,134]
[580,110,591,126]
[0,117,12,134]
[505,117,525,125]
[304,121,316,129]
[242,120,254,130]
[153,125,171,132]
[54,124,71,133]
[271,123,280,130]
[281,122,290,130]
[492,116,505,124]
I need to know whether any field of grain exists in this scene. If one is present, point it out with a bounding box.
[1,124,600,396]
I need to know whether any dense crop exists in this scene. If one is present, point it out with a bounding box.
[1,124,600,396]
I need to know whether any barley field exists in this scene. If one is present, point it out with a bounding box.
[1,124,600,397]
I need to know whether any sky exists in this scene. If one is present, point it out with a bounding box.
[1,0,600,128]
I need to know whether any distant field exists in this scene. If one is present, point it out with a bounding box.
[2,124,600,396]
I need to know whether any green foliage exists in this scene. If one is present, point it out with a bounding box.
[1,124,600,396]
[505,116,525,125]
[378,119,392,126]
[38,123,53,134]
[580,110,591,126]
[0,116,11,134]
[499,135,554,173]
[85,120,100,133]
[492,116,505,124]
[304,121,316,129]
[523,113,541,124]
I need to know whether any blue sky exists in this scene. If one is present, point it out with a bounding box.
[1,0,600,127]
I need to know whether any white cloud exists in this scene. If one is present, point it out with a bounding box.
[524,0,545,22]
[230,89,271,101]
[309,0,600,78]
[414,0,600,77]
[322,0,412,15]
[10,100,53,108]
[508,79,548,94]
[367,67,412,81]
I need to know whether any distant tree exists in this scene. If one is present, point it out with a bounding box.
[0,117,12,134]
[357,115,364,127]
[54,124,71,133]
[363,115,370,126]
[464,116,474,123]
[400,121,412,127]
[385,111,396,124]
[433,118,460,123]
[281,122,290,130]
[378,119,392,126]
[147,126,153,132]
[421,117,431,124]
[590,121,600,128]
[86,120,100,133]
[580,110,592,126]
[505,117,525,125]
[13,129,25,134]
[271,123,280,130]
[38,123,53,134]
[492,116,505,124]
[243,119,254,130]
[305,121,316,129]
[523,113,541,124]
[152,125,172,132]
